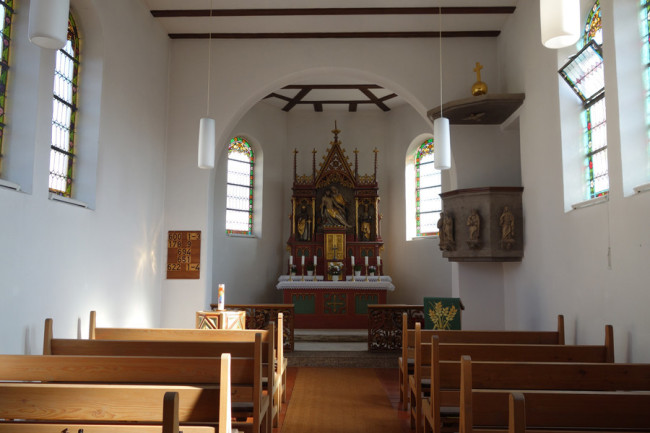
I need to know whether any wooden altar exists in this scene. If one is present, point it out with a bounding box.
[277,276,394,328]
[286,124,384,279]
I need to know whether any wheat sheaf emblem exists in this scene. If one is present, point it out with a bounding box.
[427,301,458,330]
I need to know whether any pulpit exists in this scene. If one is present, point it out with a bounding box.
[283,124,388,328]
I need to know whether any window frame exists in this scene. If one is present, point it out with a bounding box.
[415,138,442,237]
[49,12,80,198]
[0,0,14,176]
[226,136,254,236]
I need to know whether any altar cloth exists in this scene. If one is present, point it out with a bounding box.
[276,275,394,291]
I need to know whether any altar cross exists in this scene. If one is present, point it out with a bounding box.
[474,62,484,82]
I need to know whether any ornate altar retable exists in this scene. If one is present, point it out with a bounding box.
[280,124,391,329]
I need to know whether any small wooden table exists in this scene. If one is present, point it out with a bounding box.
[196,310,246,330]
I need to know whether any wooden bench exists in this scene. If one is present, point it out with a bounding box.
[410,322,614,433]
[399,313,565,409]
[506,391,650,433]
[87,311,285,428]
[44,320,270,433]
[0,353,238,433]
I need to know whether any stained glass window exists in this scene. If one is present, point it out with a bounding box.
[415,138,441,237]
[226,136,254,235]
[641,1,650,148]
[559,0,608,200]
[0,0,14,175]
[49,13,80,197]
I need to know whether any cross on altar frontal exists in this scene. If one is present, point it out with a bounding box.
[474,62,484,80]
[280,124,391,328]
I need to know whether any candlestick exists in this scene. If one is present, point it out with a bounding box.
[351,255,355,266]
[314,255,317,266]
[377,256,381,266]
[217,284,225,310]
[365,256,369,266]
[301,255,305,266]
[289,255,293,265]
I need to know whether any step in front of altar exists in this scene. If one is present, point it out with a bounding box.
[287,350,398,368]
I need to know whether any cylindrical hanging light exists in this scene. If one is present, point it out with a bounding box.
[434,3,451,171]
[198,0,215,169]
[540,0,580,49]
[434,117,451,170]
[198,117,216,169]
[28,0,70,50]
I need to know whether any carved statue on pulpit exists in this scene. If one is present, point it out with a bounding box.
[320,185,350,228]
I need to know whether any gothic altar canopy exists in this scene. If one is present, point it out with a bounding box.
[286,124,384,278]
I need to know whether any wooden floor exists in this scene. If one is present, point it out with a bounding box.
[275,367,411,433]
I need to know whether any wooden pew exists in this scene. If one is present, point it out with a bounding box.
[399,313,565,409]
[410,322,614,433]
[43,321,269,433]
[0,353,239,433]
[89,310,287,425]
[507,391,650,433]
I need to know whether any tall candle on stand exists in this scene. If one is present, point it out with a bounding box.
[289,256,293,265]
[351,256,355,266]
[301,255,305,266]
[217,284,225,311]
[313,255,317,266]
[377,256,381,266]
[365,256,369,266]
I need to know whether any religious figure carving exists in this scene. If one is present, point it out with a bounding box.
[358,201,374,241]
[466,209,482,250]
[320,185,350,228]
[438,212,455,251]
[296,202,312,241]
[499,206,515,250]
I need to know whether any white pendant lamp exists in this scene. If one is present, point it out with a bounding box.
[198,1,216,169]
[28,0,70,50]
[434,4,451,170]
[540,0,580,49]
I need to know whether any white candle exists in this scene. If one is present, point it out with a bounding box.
[365,256,369,266]
[289,255,293,265]
[377,256,381,266]
[313,255,317,266]
[301,255,305,266]
[351,256,355,266]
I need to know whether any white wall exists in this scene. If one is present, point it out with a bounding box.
[499,0,650,361]
[0,0,170,354]
[161,36,500,325]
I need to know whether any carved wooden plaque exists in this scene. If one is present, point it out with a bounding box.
[167,231,201,279]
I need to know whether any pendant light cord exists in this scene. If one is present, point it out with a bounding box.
[439,4,443,118]
[206,0,213,116]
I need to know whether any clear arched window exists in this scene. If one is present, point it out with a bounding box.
[415,138,441,236]
[226,136,254,236]
[0,0,14,175]
[49,12,80,197]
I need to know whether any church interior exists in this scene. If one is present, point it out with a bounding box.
[1,0,649,372]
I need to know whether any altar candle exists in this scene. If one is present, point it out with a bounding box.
[289,255,293,265]
[301,255,305,266]
[217,284,225,311]
[377,256,381,266]
[365,256,369,266]
[313,255,317,266]
[351,256,355,266]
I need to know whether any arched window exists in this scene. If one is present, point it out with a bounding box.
[49,12,80,197]
[226,136,254,236]
[0,0,14,175]
[415,138,441,237]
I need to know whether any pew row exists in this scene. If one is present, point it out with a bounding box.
[43,320,270,433]
[410,322,614,433]
[89,310,288,419]
[0,353,239,433]
[399,313,565,409]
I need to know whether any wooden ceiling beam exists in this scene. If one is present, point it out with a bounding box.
[169,31,500,39]
[282,88,311,112]
[152,7,516,18]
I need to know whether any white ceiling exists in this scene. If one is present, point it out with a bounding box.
[142,0,518,112]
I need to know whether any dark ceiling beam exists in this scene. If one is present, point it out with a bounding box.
[264,92,292,102]
[359,88,390,112]
[349,103,358,113]
[169,31,500,39]
[152,7,516,18]
[314,103,323,112]
[282,88,311,112]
